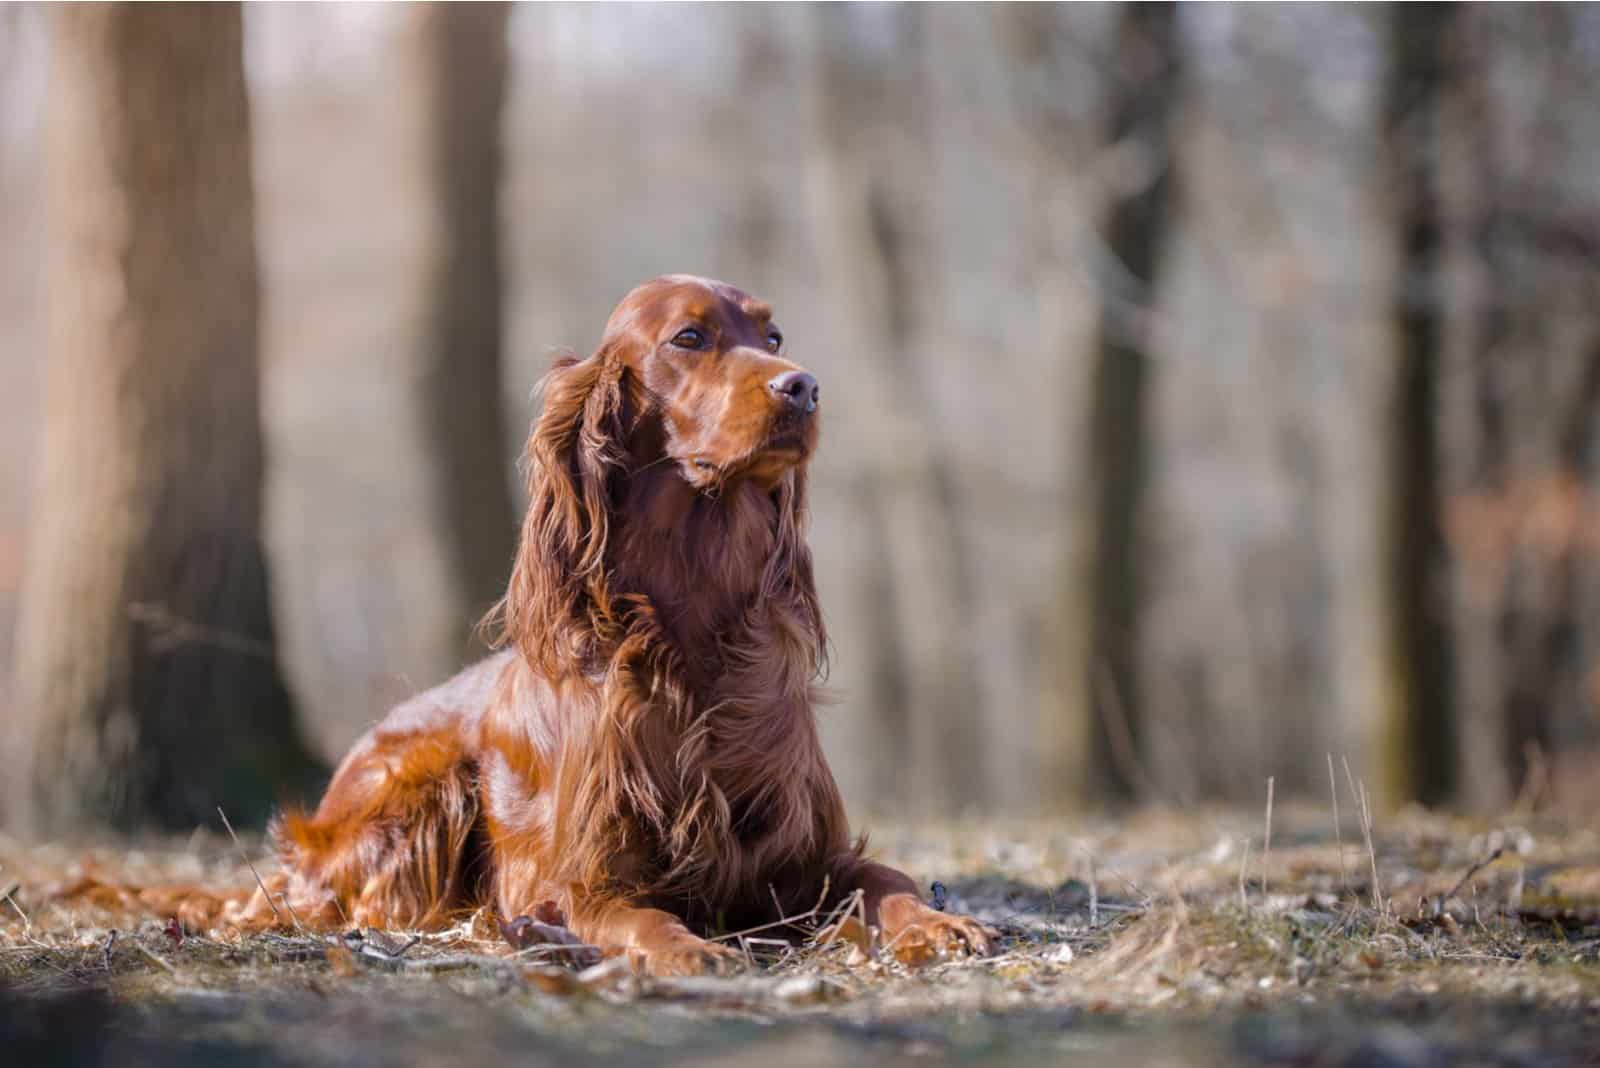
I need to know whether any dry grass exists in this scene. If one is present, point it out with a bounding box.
[3,805,1600,1065]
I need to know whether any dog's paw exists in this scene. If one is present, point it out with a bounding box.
[635,933,742,977]
[879,895,997,965]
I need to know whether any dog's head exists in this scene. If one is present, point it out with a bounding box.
[494,276,823,676]
[599,275,819,491]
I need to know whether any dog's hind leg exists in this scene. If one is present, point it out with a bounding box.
[241,728,482,931]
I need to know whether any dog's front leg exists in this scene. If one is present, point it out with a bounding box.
[566,895,741,977]
[828,855,996,958]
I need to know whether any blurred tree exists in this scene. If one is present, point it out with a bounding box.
[1431,5,1600,808]
[1380,2,1459,806]
[1081,1,1181,799]
[11,4,323,832]
[1383,4,1600,808]
[412,2,518,644]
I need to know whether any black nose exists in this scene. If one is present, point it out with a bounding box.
[768,370,819,414]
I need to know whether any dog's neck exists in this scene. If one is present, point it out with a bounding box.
[609,463,784,678]
[602,455,840,899]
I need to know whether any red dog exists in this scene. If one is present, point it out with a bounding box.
[240,276,992,974]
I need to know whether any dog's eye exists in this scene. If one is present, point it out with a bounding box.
[766,329,783,353]
[671,328,705,350]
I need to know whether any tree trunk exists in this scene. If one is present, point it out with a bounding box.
[1378,2,1460,806]
[1081,1,1181,800]
[1430,6,1600,809]
[12,3,323,833]
[413,3,517,646]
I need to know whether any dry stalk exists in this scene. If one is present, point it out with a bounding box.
[710,875,839,945]
[1087,852,1100,928]
[1328,753,1349,897]
[1359,780,1383,914]
[1262,776,1275,901]
[1440,847,1504,913]
[1237,836,1252,912]
[218,806,304,933]
[134,942,177,974]
[816,889,864,941]
[1,883,30,932]
[1340,757,1384,915]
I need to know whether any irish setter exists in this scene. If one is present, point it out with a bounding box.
[233,275,993,974]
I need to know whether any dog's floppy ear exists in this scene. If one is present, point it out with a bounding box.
[488,345,627,676]
[765,465,828,682]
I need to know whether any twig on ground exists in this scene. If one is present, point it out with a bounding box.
[1102,866,1153,909]
[708,876,843,948]
[389,934,424,959]
[813,889,864,944]
[708,892,829,945]
[1439,847,1505,916]
[134,942,177,975]
[218,806,304,933]
[1,882,30,931]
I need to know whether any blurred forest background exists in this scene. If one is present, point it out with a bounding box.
[1,2,1598,834]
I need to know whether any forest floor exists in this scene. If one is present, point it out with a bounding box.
[3,802,1600,1066]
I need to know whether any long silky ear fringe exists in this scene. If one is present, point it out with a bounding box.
[767,467,828,681]
[483,347,627,679]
